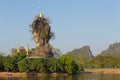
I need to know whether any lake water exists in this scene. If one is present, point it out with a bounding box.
[1,73,120,80]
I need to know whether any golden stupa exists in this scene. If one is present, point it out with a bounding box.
[26,44,30,56]
[17,46,20,53]
[39,9,43,18]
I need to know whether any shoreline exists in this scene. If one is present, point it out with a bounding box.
[84,68,120,74]
[0,72,27,77]
[1,69,120,77]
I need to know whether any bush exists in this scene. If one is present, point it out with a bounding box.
[18,59,29,72]
[59,55,79,74]
[47,58,58,72]
[17,57,79,74]
[0,54,4,71]
[3,56,18,71]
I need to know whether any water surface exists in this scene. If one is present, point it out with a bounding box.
[1,73,120,80]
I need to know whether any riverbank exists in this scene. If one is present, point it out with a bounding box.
[84,68,120,74]
[1,69,120,77]
[0,72,27,77]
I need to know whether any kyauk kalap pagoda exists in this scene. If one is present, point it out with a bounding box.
[28,10,54,58]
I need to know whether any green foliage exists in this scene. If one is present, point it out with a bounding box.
[85,55,120,68]
[59,54,79,74]
[27,58,37,71]
[18,59,29,72]
[18,58,49,73]
[2,49,26,72]
[28,58,48,72]
[0,54,4,71]
[13,52,26,61]
[47,58,58,72]
[35,58,46,72]
[11,47,26,61]
[17,57,79,74]
[3,56,18,71]
[63,53,86,71]
[85,58,100,68]
[0,48,80,74]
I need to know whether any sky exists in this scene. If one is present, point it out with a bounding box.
[0,0,120,56]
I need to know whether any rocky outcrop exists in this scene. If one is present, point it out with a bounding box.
[29,12,54,58]
[68,45,94,60]
[100,42,120,56]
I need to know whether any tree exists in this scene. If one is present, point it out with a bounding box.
[0,54,4,71]
[13,52,26,61]
[47,58,58,72]
[59,54,79,74]
[10,47,26,61]
[3,56,18,71]
[85,58,100,68]
[18,59,29,72]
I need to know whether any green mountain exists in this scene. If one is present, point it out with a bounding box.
[67,46,94,60]
[100,42,120,56]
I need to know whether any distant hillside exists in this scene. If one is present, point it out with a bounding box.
[67,46,94,60]
[100,42,120,56]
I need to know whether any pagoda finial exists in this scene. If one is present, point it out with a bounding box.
[26,43,29,56]
[17,45,20,53]
[39,8,43,18]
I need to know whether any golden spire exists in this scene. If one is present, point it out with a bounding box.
[17,45,20,53]
[26,43,29,56]
[39,9,43,18]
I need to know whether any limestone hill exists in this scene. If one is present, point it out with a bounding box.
[100,42,120,56]
[67,46,94,60]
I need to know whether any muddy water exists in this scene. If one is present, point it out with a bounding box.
[1,73,120,80]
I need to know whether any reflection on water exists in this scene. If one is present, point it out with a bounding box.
[1,73,120,80]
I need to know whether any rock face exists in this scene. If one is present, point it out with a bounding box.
[68,46,94,60]
[33,45,53,58]
[29,12,54,58]
[100,42,120,56]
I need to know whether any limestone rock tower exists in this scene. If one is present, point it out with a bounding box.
[30,10,54,58]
